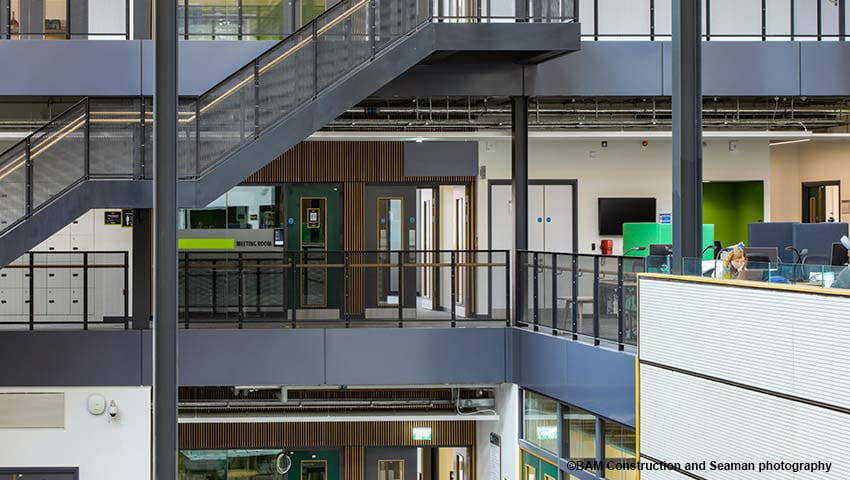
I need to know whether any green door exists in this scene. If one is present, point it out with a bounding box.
[286,184,342,310]
[521,450,559,480]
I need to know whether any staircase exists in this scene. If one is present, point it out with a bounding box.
[0,0,580,266]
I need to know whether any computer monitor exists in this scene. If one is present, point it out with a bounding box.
[831,242,848,266]
[649,244,673,256]
[743,247,778,264]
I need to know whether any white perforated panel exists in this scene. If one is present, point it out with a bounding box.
[641,365,850,480]
[639,277,850,409]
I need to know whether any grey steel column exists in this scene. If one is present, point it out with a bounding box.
[132,208,152,330]
[511,96,528,321]
[153,0,178,475]
[671,0,702,273]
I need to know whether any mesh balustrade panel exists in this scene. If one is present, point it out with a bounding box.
[316,0,371,93]
[375,0,419,52]
[197,68,256,174]
[257,29,316,132]
[89,98,140,177]
[178,98,199,178]
[0,142,28,233]
[30,103,86,210]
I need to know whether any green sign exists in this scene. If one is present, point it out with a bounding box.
[412,427,432,441]
[536,426,557,440]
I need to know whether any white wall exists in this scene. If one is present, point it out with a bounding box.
[478,138,771,255]
[0,386,151,480]
[476,384,519,480]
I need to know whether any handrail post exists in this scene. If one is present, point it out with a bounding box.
[370,0,376,57]
[397,251,403,328]
[450,250,456,327]
[571,254,578,339]
[237,252,244,328]
[505,251,511,326]
[343,252,350,328]
[83,252,89,330]
[312,21,319,98]
[617,256,624,351]
[253,59,260,138]
[183,254,191,328]
[84,98,90,179]
[487,250,493,320]
[761,0,766,41]
[125,0,130,39]
[25,138,32,217]
[194,97,200,178]
[123,251,129,329]
[592,255,600,346]
[28,252,34,331]
[551,253,557,335]
[290,252,297,328]
[532,252,538,331]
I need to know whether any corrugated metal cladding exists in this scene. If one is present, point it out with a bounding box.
[640,365,850,480]
[243,141,477,314]
[179,420,476,449]
[638,277,850,410]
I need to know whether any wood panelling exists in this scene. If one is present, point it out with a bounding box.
[344,446,365,480]
[244,142,475,185]
[179,420,476,449]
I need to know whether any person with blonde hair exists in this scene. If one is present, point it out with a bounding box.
[723,246,748,280]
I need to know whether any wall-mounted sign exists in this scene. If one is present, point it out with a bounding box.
[412,426,432,441]
[659,213,672,224]
[273,228,285,247]
[249,214,259,221]
[122,209,133,228]
[104,210,122,225]
[536,425,557,440]
[307,208,321,229]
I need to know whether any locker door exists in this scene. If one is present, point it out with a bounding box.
[543,184,574,252]
[528,185,545,251]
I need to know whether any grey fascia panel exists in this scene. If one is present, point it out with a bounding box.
[375,64,525,97]
[0,40,142,96]
[324,328,506,385]
[403,141,478,177]
[141,329,326,386]
[527,41,664,97]
[800,42,850,96]
[0,331,143,386]
[663,41,801,96]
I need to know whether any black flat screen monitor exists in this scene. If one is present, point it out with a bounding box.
[649,244,673,256]
[832,242,848,266]
[598,197,657,235]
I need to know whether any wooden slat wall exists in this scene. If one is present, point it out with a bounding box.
[179,420,476,449]
[344,446,365,480]
[243,141,477,315]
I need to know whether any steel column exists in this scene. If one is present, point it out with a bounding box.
[153,0,178,474]
[671,0,703,273]
[511,96,528,322]
[132,209,151,329]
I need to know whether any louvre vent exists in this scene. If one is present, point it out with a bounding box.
[0,393,64,428]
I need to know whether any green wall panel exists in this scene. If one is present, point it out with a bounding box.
[703,181,764,247]
[622,223,715,259]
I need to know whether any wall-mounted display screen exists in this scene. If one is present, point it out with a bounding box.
[598,197,656,235]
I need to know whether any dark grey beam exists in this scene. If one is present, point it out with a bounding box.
[132,208,152,330]
[153,0,178,477]
[512,96,529,320]
[671,0,703,272]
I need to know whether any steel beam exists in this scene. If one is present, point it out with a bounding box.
[153,0,178,475]
[672,0,703,272]
[512,96,529,321]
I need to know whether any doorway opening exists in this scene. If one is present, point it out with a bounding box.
[802,181,841,223]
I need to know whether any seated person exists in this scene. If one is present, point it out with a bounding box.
[832,249,850,289]
[722,247,748,280]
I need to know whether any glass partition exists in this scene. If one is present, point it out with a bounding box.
[603,421,636,480]
[563,405,595,467]
[523,390,558,454]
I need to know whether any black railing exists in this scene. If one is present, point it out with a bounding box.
[515,251,647,349]
[178,249,510,328]
[0,251,130,330]
[1,0,130,39]
[582,0,849,41]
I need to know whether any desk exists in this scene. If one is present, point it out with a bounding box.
[556,295,593,331]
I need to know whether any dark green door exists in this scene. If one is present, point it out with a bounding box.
[286,184,342,310]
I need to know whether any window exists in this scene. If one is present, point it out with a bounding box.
[378,460,404,480]
[523,390,558,454]
[604,421,636,480]
[180,186,283,230]
[563,405,596,465]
